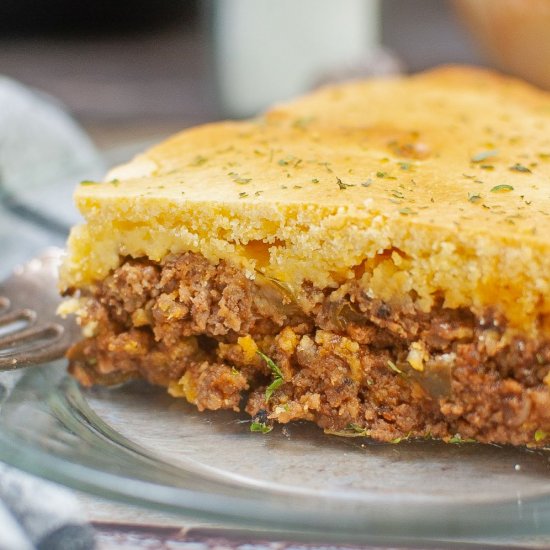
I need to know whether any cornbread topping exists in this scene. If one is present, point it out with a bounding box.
[61,67,550,446]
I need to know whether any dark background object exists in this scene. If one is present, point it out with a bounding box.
[0,0,198,36]
[381,0,483,71]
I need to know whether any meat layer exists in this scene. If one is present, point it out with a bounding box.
[66,252,550,446]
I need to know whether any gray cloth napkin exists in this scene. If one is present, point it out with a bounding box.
[0,371,95,550]
[0,77,104,549]
[0,75,104,281]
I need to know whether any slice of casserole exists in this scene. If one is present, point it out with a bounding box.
[60,66,550,446]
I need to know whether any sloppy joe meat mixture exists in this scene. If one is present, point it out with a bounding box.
[66,252,550,446]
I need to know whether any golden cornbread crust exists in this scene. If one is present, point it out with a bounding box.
[61,66,550,446]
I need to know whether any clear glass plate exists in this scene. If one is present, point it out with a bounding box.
[0,362,549,543]
[2,85,549,544]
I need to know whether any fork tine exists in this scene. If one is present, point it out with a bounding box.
[0,323,62,349]
[0,340,70,369]
[0,308,36,327]
[0,249,80,369]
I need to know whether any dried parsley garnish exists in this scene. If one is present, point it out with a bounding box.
[250,422,273,434]
[468,192,482,202]
[190,155,208,166]
[490,184,514,193]
[257,351,284,401]
[509,163,532,173]
[390,431,412,444]
[398,207,416,216]
[387,360,404,374]
[449,434,476,444]
[336,177,354,190]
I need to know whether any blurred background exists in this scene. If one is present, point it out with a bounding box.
[0,0,489,150]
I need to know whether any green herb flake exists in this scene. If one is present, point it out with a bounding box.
[535,429,548,442]
[449,434,476,444]
[311,178,319,184]
[238,192,248,198]
[109,179,120,186]
[325,423,370,437]
[480,164,494,170]
[509,163,532,173]
[336,177,354,190]
[228,172,252,185]
[398,162,411,171]
[342,424,370,437]
[347,423,369,435]
[190,155,208,167]
[390,431,412,444]
[468,192,482,203]
[471,149,499,163]
[257,350,284,401]
[387,360,403,374]
[376,171,387,178]
[318,161,333,173]
[490,184,514,193]
[278,155,301,167]
[398,207,416,216]
[250,422,272,434]
[265,378,283,401]
[292,116,314,129]
[79,180,98,186]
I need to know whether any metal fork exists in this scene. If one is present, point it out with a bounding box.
[0,248,78,369]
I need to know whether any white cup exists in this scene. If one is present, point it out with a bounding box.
[213,0,380,117]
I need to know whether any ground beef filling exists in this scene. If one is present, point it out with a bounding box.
[66,252,550,446]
